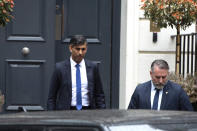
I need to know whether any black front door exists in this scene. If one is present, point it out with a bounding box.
[0,0,56,111]
[0,0,118,111]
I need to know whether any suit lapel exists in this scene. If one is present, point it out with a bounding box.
[160,81,170,110]
[64,59,72,99]
[85,60,91,90]
[146,81,152,109]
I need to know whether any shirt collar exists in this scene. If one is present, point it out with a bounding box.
[151,80,156,91]
[151,80,165,91]
[70,57,85,67]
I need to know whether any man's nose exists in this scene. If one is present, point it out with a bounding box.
[159,77,163,83]
[79,49,83,54]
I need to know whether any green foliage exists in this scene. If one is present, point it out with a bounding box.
[141,0,197,30]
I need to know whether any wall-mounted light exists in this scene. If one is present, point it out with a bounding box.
[153,32,157,43]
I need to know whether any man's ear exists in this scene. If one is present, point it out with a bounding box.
[150,70,153,76]
[69,45,72,53]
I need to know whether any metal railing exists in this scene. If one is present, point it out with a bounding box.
[172,33,197,77]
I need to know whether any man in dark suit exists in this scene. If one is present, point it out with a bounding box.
[128,59,193,111]
[47,35,106,110]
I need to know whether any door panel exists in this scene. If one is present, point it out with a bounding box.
[5,60,45,110]
[63,0,100,43]
[58,0,112,108]
[0,0,55,111]
[7,0,46,41]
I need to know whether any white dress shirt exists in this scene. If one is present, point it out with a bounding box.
[70,57,89,106]
[151,81,163,110]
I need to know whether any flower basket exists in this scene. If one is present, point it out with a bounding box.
[0,0,14,27]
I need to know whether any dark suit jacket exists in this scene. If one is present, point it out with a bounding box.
[128,80,193,111]
[47,59,106,110]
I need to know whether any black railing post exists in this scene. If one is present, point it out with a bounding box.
[179,35,182,74]
[191,34,194,76]
[183,35,186,77]
[195,34,197,73]
[187,35,190,74]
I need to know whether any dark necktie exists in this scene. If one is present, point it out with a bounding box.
[76,64,82,110]
[152,88,160,110]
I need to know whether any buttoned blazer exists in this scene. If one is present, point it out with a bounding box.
[128,80,193,111]
[47,59,106,110]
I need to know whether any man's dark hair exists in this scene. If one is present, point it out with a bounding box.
[151,59,169,72]
[69,35,87,46]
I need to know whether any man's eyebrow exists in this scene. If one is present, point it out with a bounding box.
[155,76,167,78]
[75,47,86,50]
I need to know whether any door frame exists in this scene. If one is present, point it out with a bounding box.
[111,0,121,108]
